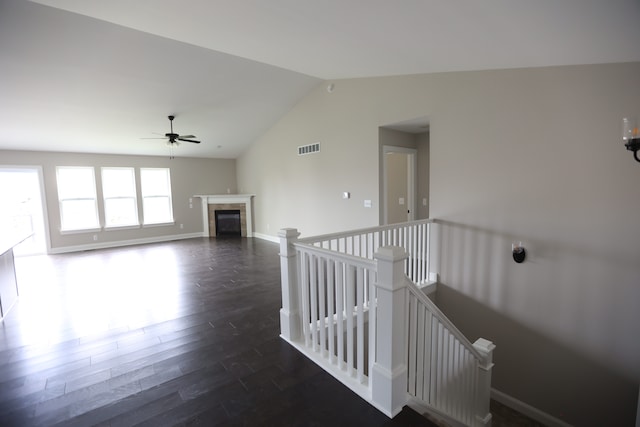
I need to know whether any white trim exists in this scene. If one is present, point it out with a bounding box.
[0,165,52,255]
[253,232,278,243]
[104,224,141,231]
[382,146,417,225]
[636,385,640,427]
[142,221,175,228]
[49,232,203,254]
[491,388,574,427]
[59,227,102,235]
[194,194,255,237]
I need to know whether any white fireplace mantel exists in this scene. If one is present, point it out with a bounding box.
[194,194,255,237]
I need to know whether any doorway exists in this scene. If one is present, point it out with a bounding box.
[0,167,49,255]
[383,146,417,224]
[379,117,430,225]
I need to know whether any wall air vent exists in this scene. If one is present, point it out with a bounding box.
[298,143,320,156]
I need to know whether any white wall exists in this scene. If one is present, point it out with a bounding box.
[0,150,236,251]
[238,62,640,426]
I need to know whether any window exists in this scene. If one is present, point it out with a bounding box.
[140,168,174,225]
[101,167,138,228]
[56,166,99,231]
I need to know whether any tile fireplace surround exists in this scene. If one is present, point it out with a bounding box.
[194,194,255,238]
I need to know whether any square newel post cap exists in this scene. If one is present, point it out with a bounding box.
[374,246,409,262]
[278,228,300,239]
[473,338,496,354]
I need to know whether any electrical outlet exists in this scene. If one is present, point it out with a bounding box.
[93,234,98,241]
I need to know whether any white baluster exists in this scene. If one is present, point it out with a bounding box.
[327,259,336,364]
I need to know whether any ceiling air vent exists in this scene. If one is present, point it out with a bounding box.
[298,142,320,156]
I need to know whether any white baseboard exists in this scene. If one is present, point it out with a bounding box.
[252,232,279,243]
[49,232,204,254]
[491,388,573,427]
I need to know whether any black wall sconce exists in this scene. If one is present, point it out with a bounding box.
[623,117,640,163]
[512,242,526,264]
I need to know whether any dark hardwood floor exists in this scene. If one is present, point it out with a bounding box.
[0,237,434,426]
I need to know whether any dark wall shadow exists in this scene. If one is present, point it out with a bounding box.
[430,220,639,426]
[437,284,638,426]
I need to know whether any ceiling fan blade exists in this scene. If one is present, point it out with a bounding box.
[178,135,195,139]
[140,137,168,139]
[177,138,201,144]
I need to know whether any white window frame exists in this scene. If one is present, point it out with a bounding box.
[56,166,100,232]
[101,167,139,229]
[140,168,174,226]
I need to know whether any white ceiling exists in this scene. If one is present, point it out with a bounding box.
[1,0,639,158]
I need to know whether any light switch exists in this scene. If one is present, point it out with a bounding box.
[423,198,427,206]
[399,197,405,205]
[342,192,350,199]
[364,200,372,208]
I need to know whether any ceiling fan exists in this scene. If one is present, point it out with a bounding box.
[154,115,200,145]
[144,115,200,158]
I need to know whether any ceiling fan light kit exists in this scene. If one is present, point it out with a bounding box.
[143,115,201,158]
[165,115,201,145]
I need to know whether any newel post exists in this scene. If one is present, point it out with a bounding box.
[371,246,409,418]
[279,228,301,342]
[473,338,496,426]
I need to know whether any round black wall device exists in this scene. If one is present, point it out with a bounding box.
[512,247,526,263]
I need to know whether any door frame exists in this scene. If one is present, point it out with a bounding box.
[0,165,51,254]
[382,145,417,225]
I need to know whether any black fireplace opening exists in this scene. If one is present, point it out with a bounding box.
[215,210,241,237]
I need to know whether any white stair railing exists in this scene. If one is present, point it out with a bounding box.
[299,219,433,286]
[279,221,494,426]
[405,276,495,426]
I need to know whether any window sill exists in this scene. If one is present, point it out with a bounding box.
[104,224,141,231]
[143,222,175,228]
[60,227,101,235]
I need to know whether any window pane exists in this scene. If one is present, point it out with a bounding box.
[102,168,136,198]
[57,168,96,199]
[143,197,172,224]
[60,199,98,230]
[141,168,173,224]
[102,167,138,227]
[56,167,99,231]
[104,198,137,226]
[141,169,170,196]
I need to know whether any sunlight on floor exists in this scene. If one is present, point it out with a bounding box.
[11,245,184,347]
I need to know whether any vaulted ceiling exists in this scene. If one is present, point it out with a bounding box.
[1,0,639,158]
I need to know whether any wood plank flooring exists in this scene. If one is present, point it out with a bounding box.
[0,237,434,426]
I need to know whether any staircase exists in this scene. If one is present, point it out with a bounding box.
[278,219,495,427]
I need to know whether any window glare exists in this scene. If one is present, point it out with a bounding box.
[57,168,96,199]
[56,167,99,231]
[102,168,138,227]
[141,168,173,224]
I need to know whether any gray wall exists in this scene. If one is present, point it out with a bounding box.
[238,62,640,426]
[0,150,236,252]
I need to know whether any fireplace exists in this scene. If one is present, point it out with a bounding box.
[194,194,255,238]
[214,210,241,236]
[206,203,248,237]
